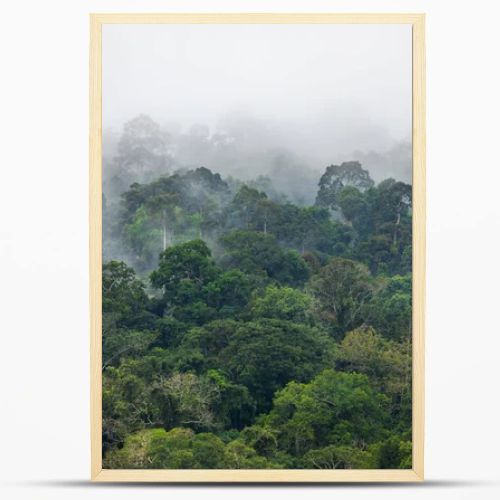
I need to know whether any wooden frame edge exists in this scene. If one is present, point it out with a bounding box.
[89,13,425,24]
[411,13,426,481]
[90,13,103,479]
[92,469,423,483]
[90,12,426,483]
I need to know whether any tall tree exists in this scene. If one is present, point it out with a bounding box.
[315,161,374,211]
[262,369,389,456]
[150,239,220,312]
[309,257,375,337]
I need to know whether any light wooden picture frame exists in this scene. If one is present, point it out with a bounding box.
[90,13,425,483]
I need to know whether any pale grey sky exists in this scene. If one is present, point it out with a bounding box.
[102,23,412,179]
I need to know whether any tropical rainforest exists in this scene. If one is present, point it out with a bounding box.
[102,115,413,470]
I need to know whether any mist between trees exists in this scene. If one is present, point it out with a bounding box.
[102,114,413,470]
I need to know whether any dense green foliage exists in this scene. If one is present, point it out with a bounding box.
[102,153,412,469]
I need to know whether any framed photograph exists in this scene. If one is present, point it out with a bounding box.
[90,13,425,482]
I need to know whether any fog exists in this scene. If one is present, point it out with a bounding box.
[102,23,412,199]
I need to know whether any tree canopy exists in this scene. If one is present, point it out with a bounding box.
[102,154,413,470]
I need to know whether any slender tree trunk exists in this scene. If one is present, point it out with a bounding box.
[162,209,169,250]
[162,221,168,251]
[393,211,401,245]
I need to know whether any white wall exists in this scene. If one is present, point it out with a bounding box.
[1,1,499,499]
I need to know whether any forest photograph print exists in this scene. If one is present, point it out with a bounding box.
[94,16,424,476]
